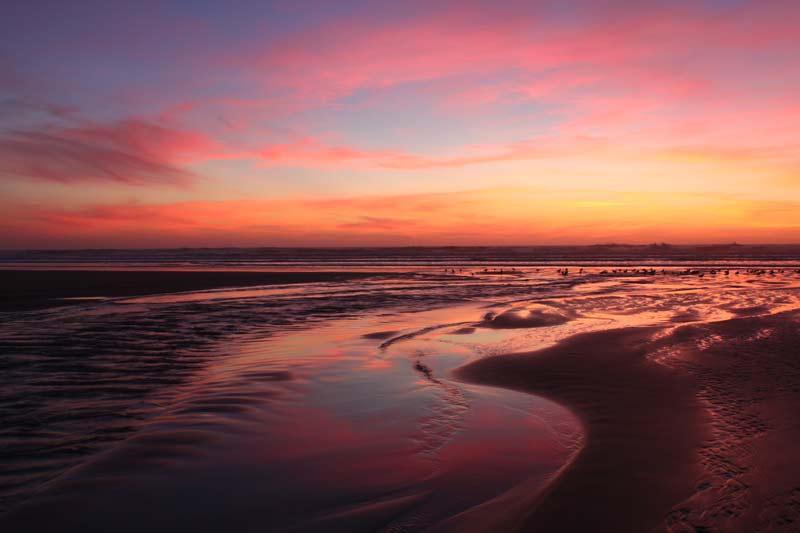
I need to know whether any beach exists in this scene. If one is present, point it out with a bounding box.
[7,0,800,528]
[2,258,800,531]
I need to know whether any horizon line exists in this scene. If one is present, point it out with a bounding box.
[5,242,800,253]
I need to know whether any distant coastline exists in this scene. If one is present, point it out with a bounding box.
[4,244,800,269]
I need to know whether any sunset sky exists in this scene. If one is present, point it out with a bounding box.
[1,0,799,248]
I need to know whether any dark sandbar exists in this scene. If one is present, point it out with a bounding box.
[453,310,800,531]
[453,327,707,532]
[0,270,383,311]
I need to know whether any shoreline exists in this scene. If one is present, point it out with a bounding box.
[0,270,385,311]
[453,326,708,532]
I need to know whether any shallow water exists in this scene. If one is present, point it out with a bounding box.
[3,265,800,529]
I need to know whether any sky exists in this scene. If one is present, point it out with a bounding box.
[1,0,799,248]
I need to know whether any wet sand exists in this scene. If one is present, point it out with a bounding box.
[658,311,800,531]
[0,302,580,532]
[4,265,800,531]
[454,311,800,532]
[454,327,707,532]
[0,270,381,310]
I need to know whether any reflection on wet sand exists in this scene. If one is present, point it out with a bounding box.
[3,266,800,530]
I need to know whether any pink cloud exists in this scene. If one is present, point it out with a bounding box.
[254,135,608,170]
[241,2,796,110]
[0,119,222,185]
[138,2,800,177]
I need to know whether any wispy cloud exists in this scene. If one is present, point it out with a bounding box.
[254,136,606,169]
[0,119,219,186]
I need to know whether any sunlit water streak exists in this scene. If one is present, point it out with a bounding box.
[3,266,800,529]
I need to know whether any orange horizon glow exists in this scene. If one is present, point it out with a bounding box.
[5,188,800,249]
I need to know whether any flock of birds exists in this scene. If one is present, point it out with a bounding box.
[442,267,800,278]
[596,267,800,278]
